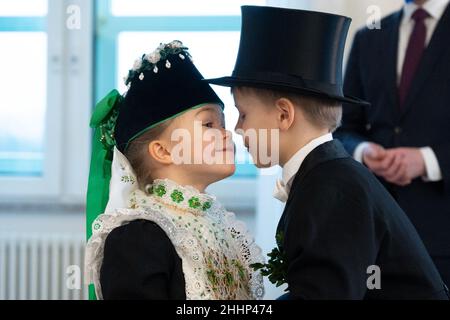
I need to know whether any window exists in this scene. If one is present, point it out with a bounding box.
[0,0,56,197]
[0,0,92,200]
[0,0,47,16]
[111,0,263,16]
[95,0,263,205]
[0,1,48,177]
[0,31,47,177]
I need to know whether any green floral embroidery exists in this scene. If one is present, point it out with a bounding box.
[207,270,218,285]
[188,197,201,209]
[232,260,246,280]
[225,271,234,286]
[171,189,184,203]
[154,185,166,197]
[99,108,119,150]
[202,201,211,211]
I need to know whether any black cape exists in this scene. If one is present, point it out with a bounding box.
[100,219,186,299]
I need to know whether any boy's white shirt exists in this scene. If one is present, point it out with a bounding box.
[273,133,333,202]
[352,0,448,182]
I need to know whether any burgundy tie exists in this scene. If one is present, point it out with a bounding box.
[398,8,430,108]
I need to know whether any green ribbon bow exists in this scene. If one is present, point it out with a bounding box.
[86,89,122,300]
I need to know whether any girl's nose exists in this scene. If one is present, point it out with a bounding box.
[224,129,233,141]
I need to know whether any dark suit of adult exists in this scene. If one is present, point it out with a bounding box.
[277,139,448,299]
[335,4,450,285]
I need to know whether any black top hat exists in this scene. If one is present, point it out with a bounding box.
[205,6,368,106]
[114,41,223,153]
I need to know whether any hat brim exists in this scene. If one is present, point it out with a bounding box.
[204,76,370,107]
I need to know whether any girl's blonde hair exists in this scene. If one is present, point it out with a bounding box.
[124,119,173,189]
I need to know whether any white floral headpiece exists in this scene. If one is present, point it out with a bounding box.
[123,40,192,86]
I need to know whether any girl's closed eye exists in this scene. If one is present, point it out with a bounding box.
[203,115,225,129]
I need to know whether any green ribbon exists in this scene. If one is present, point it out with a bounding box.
[86,89,122,300]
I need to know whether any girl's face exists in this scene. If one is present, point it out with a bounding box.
[166,103,236,185]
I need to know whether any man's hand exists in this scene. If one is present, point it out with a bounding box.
[388,147,426,182]
[362,144,426,186]
[362,143,409,186]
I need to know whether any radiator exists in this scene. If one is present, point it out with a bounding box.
[0,232,88,300]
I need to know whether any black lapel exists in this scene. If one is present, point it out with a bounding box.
[384,9,403,122]
[289,139,351,192]
[276,139,350,236]
[401,3,450,119]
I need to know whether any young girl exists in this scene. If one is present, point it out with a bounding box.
[84,41,264,300]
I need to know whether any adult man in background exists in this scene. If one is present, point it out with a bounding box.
[336,0,450,286]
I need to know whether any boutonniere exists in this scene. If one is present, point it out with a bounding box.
[250,232,288,290]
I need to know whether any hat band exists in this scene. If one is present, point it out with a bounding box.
[231,70,344,97]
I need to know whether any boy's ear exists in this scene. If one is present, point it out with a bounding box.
[148,140,173,165]
[275,98,296,131]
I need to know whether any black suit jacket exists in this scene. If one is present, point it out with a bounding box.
[277,139,448,299]
[335,5,450,257]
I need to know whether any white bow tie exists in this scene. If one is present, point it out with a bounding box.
[273,179,289,203]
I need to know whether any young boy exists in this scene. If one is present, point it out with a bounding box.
[206,6,449,299]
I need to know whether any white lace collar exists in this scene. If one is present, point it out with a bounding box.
[129,178,217,216]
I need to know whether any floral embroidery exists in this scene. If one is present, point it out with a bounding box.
[85,180,266,300]
[203,250,250,299]
[188,197,201,209]
[121,175,135,184]
[92,221,103,233]
[171,190,184,203]
[99,108,119,150]
[202,201,211,211]
[154,185,166,197]
[143,179,215,216]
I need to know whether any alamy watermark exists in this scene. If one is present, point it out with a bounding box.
[367,265,382,290]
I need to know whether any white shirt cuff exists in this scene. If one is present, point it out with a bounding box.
[420,147,443,182]
[353,142,370,163]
